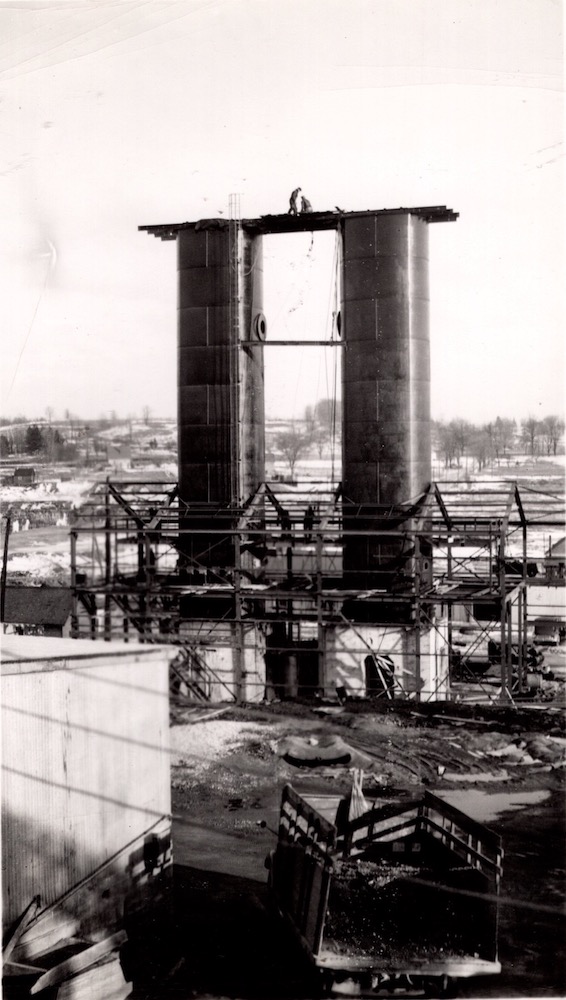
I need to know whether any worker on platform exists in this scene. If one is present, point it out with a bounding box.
[300,195,313,213]
[288,187,301,215]
[303,504,315,543]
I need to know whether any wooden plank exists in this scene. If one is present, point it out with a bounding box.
[279,785,336,849]
[424,791,502,853]
[3,960,47,976]
[2,895,41,961]
[421,818,502,876]
[348,799,421,833]
[30,931,127,994]
[315,951,501,975]
[55,954,131,1000]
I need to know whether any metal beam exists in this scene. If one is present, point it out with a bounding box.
[241,340,343,347]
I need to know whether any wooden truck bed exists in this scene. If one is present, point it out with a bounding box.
[268,785,503,996]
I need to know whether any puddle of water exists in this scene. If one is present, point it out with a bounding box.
[436,789,551,825]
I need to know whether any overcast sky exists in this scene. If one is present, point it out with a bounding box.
[0,0,563,425]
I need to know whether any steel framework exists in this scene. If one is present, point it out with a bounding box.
[70,478,564,705]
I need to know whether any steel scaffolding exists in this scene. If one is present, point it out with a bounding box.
[70,478,564,704]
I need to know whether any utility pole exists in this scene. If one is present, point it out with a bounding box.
[1,514,12,625]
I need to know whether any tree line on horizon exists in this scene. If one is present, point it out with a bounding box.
[1,406,564,473]
[273,407,564,476]
[433,415,564,470]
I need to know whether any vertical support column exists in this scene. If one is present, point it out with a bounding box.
[104,488,112,641]
[517,587,524,695]
[414,533,422,701]
[499,559,507,700]
[446,532,453,681]
[520,519,529,692]
[233,530,244,703]
[498,497,514,704]
[70,529,78,638]
[240,237,266,503]
[316,528,325,694]
[507,601,513,693]
[1,514,10,628]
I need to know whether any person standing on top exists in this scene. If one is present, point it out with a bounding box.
[300,195,313,213]
[288,187,301,215]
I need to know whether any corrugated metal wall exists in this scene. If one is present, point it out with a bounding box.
[2,644,171,949]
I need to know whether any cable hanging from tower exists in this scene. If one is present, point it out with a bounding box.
[329,230,341,486]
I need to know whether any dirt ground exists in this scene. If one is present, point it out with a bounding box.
[130,699,566,999]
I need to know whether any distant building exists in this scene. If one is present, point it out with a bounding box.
[546,536,565,581]
[12,466,35,486]
[107,444,132,471]
[533,617,563,645]
[2,586,73,637]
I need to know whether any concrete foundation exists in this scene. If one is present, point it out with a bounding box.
[325,622,449,700]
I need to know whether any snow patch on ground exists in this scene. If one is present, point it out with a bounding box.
[2,480,94,504]
[170,720,275,772]
[7,553,68,575]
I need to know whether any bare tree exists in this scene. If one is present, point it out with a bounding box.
[493,417,516,462]
[539,415,565,456]
[484,418,515,465]
[450,419,473,465]
[470,427,493,471]
[435,421,459,468]
[275,424,312,477]
[313,427,327,459]
[142,405,152,426]
[304,405,316,436]
[64,409,76,442]
[314,398,342,435]
[521,417,540,456]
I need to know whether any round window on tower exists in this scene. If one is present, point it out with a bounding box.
[254,313,267,340]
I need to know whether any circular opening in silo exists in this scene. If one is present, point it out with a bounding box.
[254,313,267,340]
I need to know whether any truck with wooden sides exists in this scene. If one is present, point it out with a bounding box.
[267,784,503,997]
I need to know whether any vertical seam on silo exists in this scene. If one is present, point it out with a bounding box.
[408,214,414,494]
[375,298,379,420]
[374,214,380,504]
[375,294,379,501]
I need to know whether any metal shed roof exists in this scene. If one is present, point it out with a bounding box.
[1,634,177,673]
[3,586,73,626]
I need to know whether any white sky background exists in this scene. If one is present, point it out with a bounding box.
[0,0,563,424]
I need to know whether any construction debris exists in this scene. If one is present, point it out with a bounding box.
[272,734,374,769]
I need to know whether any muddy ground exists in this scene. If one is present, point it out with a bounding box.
[129,699,566,999]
